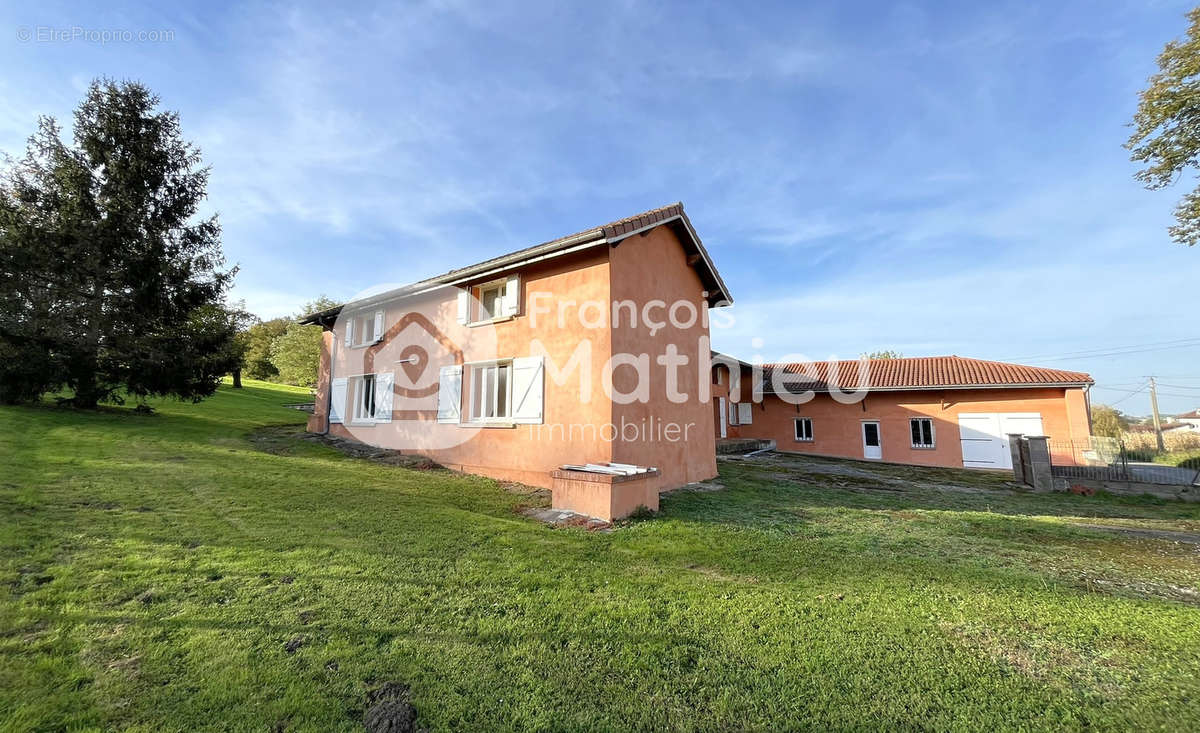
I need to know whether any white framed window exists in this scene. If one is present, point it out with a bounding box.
[345,310,384,348]
[729,400,748,424]
[470,361,513,422]
[350,372,393,424]
[729,400,739,426]
[476,281,505,321]
[353,374,376,423]
[910,417,935,448]
[794,417,813,442]
[457,275,520,325]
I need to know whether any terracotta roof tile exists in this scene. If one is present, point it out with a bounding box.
[761,355,1093,393]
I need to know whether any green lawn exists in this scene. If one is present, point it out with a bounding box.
[2,381,1199,731]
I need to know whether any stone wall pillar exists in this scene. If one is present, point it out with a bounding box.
[1025,435,1053,492]
[1008,433,1026,484]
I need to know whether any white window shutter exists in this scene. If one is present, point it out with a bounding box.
[511,356,544,424]
[345,318,354,347]
[456,291,469,324]
[374,310,385,342]
[502,275,520,317]
[437,365,463,423]
[738,402,753,425]
[374,371,393,422]
[329,378,348,424]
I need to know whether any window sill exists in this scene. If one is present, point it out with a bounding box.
[466,420,516,428]
[911,445,936,450]
[794,438,814,443]
[466,315,515,328]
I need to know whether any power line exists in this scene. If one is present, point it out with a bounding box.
[1002,337,1200,363]
[1155,383,1200,391]
[1098,382,1149,407]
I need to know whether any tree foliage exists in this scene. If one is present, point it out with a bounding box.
[1127,7,1200,246]
[242,318,289,381]
[862,350,903,360]
[269,322,324,387]
[263,296,340,388]
[1092,404,1129,439]
[0,79,237,406]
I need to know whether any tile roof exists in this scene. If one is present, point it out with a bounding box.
[760,355,1093,393]
[301,202,730,325]
[1176,409,1200,419]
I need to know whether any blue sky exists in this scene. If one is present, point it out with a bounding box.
[2,0,1199,414]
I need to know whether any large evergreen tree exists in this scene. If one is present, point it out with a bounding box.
[0,79,237,407]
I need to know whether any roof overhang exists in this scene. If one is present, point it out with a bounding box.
[760,381,1094,395]
[299,203,733,326]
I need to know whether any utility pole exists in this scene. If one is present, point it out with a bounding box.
[1149,377,1165,453]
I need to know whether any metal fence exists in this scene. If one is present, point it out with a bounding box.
[1047,437,1200,487]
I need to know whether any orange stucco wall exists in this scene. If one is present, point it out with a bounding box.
[607,226,719,490]
[310,225,721,493]
[320,248,614,488]
[730,386,1092,468]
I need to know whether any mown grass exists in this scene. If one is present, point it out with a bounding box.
[2,381,1199,731]
[1153,449,1200,470]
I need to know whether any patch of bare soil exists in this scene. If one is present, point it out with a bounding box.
[500,481,551,503]
[943,621,1125,695]
[363,681,419,733]
[258,427,446,470]
[1071,523,1200,545]
[751,453,1020,496]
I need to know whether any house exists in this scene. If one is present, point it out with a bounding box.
[711,355,1094,470]
[300,203,732,519]
[1168,409,1200,432]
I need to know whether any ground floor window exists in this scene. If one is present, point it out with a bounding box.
[794,417,813,442]
[470,361,512,421]
[910,417,934,448]
[353,374,376,422]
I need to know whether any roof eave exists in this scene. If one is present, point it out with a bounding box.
[605,213,733,307]
[760,381,1094,395]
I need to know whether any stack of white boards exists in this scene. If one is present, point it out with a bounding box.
[558,462,655,476]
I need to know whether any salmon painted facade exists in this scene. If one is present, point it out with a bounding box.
[301,204,731,518]
[712,355,1093,470]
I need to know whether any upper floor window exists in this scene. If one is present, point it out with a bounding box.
[910,417,934,448]
[345,310,383,348]
[458,275,520,325]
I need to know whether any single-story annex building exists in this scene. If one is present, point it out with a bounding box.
[712,355,1094,470]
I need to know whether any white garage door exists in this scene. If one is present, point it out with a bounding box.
[958,413,1043,469]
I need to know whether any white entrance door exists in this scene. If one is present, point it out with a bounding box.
[958,413,1043,469]
[718,397,727,439]
[861,421,882,460]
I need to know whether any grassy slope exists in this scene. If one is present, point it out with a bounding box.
[1,381,1198,731]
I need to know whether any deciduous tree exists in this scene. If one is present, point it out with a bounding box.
[1128,7,1200,246]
